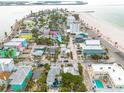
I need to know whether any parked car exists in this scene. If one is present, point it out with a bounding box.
[64,60,68,63]
[37,63,44,67]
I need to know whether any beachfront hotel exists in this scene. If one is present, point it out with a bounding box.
[90,63,124,92]
[67,15,75,27]
[70,21,80,34]
[75,32,88,43]
[82,40,105,56]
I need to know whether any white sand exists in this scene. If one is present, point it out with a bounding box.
[79,13,124,52]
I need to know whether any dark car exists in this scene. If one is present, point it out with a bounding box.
[64,60,69,63]
[37,64,44,67]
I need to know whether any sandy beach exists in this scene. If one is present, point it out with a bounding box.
[79,13,124,52]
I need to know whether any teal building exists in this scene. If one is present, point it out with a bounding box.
[9,66,32,91]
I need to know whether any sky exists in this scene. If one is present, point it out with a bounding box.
[1,0,124,5]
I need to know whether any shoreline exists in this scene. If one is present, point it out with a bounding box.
[0,18,23,45]
[79,12,124,52]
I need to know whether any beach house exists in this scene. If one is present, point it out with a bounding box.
[11,38,28,47]
[9,66,32,91]
[0,58,14,72]
[4,41,23,52]
[90,63,124,91]
[31,45,46,56]
[63,67,79,75]
[20,29,32,40]
[75,32,88,43]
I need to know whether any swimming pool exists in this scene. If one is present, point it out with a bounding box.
[95,80,104,88]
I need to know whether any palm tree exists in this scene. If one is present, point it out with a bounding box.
[115,42,118,47]
[4,32,7,37]
[61,64,64,72]
[70,83,74,91]
[105,48,109,53]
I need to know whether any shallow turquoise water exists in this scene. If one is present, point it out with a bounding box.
[95,80,104,88]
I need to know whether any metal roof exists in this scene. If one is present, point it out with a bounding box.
[0,58,13,64]
[9,66,32,85]
[11,38,26,42]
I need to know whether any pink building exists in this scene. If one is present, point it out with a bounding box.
[4,41,23,51]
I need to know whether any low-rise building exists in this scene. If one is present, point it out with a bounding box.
[90,63,124,91]
[82,46,104,56]
[85,40,101,46]
[20,30,32,40]
[48,48,56,56]
[9,66,32,91]
[75,32,88,43]
[63,67,79,75]
[0,58,14,72]
[31,45,46,56]
[11,38,28,47]
[4,41,23,52]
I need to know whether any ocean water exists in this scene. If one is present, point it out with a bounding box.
[91,5,124,29]
[0,5,124,39]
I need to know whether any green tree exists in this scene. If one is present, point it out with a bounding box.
[4,32,8,37]
[44,63,50,71]
[60,73,86,92]
[78,63,83,76]
[91,55,102,62]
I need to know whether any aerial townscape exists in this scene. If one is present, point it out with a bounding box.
[0,8,124,92]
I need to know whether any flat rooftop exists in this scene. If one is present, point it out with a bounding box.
[83,45,103,50]
[11,38,26,42]
[92,63,124,87]
[4,42,21,46]
[0,58,13,64]
[9,66,32,85]
[85,40,100,46]
[64,67,79,75]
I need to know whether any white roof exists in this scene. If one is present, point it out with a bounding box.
[64,67,79,75]
[0,58,13,64]
[67,29,71,32]
[9,66,32,85]
[92,63,124,87]
[32,45,45,56]
[33,45,46,49]
[4,42,21,47]
[11,38,26,42]
[83,46,103,50]
[60,44,66,48]
[67,16,75,20]
[85,40,100,46]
